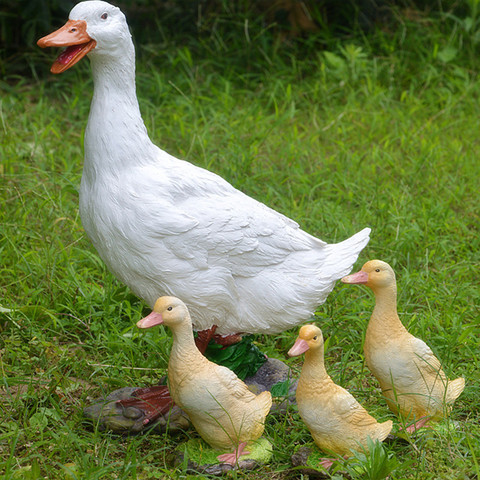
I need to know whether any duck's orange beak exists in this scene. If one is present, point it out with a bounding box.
[37,19,96,74]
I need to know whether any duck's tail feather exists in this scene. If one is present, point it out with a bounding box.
[375,419,393,442]
[322,227,371,281]
[447,377,465,403]
[258,390,273,415]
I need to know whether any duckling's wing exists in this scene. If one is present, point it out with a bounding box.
[335,387,379,427]
[411,337,443,376]
[214,364,255,399]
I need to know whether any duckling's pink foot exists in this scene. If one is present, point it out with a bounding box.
[217,442,250,465]
[402,416,431,433]
[319,457,335,470]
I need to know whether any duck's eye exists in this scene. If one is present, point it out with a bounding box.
[375,268,380,272]
[167,306,173,311]
[101,12,108,20]
[313,336,318,340]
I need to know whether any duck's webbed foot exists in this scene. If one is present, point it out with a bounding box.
[195,325,218,353]
[195,325,244,352]
[319,457,335,470]
[83,386,190,434]
[116,385,172,426]
[212,332,244,346]
[402,416,431,433]
[217,442,250,465]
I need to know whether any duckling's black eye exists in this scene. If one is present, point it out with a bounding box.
[101,12,108,20]
[167,306,173,311]
[313,336,318,340]
[375,269,380,272]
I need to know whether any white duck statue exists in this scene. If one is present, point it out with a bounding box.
[342,260,465,432]
[37,0,370,427]
[137,296,272,465]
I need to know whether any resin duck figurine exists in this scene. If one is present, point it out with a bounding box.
[342,260,465,431]
[37,0,369,427]
[137,296,272,465]
[37,0,370,337]
[288,324,392,467]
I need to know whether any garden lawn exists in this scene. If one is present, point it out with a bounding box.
[1,5,479,479]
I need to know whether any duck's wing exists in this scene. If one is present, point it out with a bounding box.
[333,386,379,427]
[135,155,323,262]
[212,364,257,400]
[410,337,444,377]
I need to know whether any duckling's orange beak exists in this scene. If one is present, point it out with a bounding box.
[37,19,96,74]
[288,338,310,357]
[341,270,369,284]
[137,311,164,329]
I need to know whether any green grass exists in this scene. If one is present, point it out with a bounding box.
[1,4,480,479]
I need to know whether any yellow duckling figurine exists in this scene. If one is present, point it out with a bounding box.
[288,325,392,468]
[342,260,465,432]
[137,296,272,465]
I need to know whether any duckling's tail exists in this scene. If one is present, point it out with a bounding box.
[446,377,465,403]
[375,419,393,442]
[257,390,273,415]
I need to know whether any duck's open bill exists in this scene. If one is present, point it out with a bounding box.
[37,19,96,74]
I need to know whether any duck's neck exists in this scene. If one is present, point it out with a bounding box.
[168,320,205,371]
[90,50,138,102]
[368,284,406,334]
[300,347,328,384]
[82,50,156,183]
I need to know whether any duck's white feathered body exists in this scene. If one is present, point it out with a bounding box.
[46,1,370,334]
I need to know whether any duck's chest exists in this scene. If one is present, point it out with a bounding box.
[78,169,182,294]
[79,176,124,246]
[296,379,340,432]
[168,359,224,413]
[79,175,156,255]
[364,327,417,388]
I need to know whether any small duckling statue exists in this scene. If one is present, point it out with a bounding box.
[137,296,272,465]
[342,260,465,432]
[288,324,392,468]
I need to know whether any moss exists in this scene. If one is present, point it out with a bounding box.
[182,437,273,465]
[299,443,329,469]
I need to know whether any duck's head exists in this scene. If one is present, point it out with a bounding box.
[288,324,324,357]
[137,296,190,330]
[37,1,131,74]
[341,259,396,290]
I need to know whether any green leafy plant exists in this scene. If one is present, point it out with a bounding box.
[343,438,403,480]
